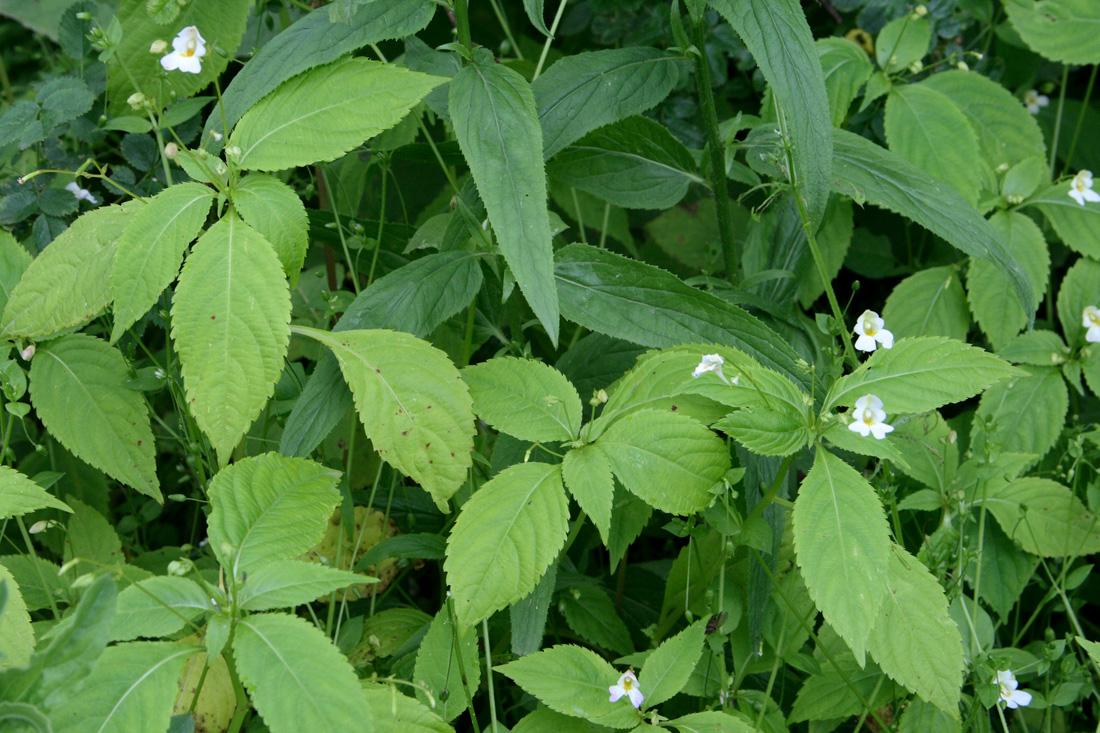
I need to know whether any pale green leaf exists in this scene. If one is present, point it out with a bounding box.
[970,366,1067,463]
[890,412,957,493]
[0,230,32,317]
[639,620,706,707]
[234,613,371,733]
[1077,637,1100,668]
[497,644,644,729]
[0,555,67,613]
[790,653,895,723]
[821,419,911,470]
[206,453,341,579]
[232,174,309,287]
[981,477,1100,557]
[1056,256,1100,345]
[445,462,568,626]
[110,576,210,642]
[61,500,122,584]
[998,330,1070,367]
[29,335,160,500]
[238,560,371,611]
[868,546,964,719]
[513,708,618,733]
[562,447,614,545]
[818,38,873,127]
[451,49,559,344]
[359,608,431,660]
[0,566,33,669]
[1,202,138,341]
[294,326,475,512]
[231,57,445,171]
[876,15,931,72]
[362,682,454,733]
[560,585,633,656]
[883,266,969,340]
[967,521,1037,622]
[0,465,71,520]
[110,183,214,343]
[667,710,759,733]
[462,357,582,442]
[792,449,891,665]
[595,409,729,515]
[897,698,961,733]
[412,609,480,722]
[1003,0,1100,65]
[1028,181,1100,259]
[171,216,291,464]
[713,404,810,457]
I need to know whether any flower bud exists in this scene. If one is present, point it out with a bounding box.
[127,92,147,111]
[957,61,969,71]
[914,4,928,17]
[164,142,179,159]
[224,145,241,158]
[149,39,168,54]
[20,343,35,361]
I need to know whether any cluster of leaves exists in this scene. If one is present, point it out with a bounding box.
[2,0,1100,731]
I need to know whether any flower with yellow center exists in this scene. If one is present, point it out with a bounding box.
[1083,306,1100,343]
[1023,89,1049,115]
[997,670,1032,709]
[160,26,207,74]
[853,310,894,353]
[1069,170,1100,206]
[609,670,644,708]
[847,395,894,440]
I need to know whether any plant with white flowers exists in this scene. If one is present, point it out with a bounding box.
[160,26,207,74]
[65,181,97,205]
[1083,306,1100,343]
[1023,89,1049,115]
[853,310,893,352]
[692,354,738,385]
[1069,170,1100,206]
[848,395,894,439]
[997,670,1032,709]
[608,671,644,709]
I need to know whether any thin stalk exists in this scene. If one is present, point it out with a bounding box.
[461,297,478,367]
[1050,66,1070,179]
[15,516,60,620]
[447,599,481,733]
[483,618,500,732]
[532,0,568,80]
[148,111,174,186]
[225,634,252,733]
[212,76,229,144]
[1062,64,1099,176]
[570,187,587,243]
[453,0,473,53]
[487,0,523,59]
[598,202,611,249]
[366,158,389,287]
[320,168,361,294]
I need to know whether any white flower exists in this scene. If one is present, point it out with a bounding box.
[609,671,644,709]
[1083,306,1100,342]
[692,354,738,386]
[65,181,98,205]
[1023,89,1049,115]
[853,310,894,352]
[160,26,207,74]
[847,395,894,440]
[1069,170,1100,206]
[20,343,35,361]
[997,670,1032,709]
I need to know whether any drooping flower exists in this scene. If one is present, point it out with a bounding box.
[1083,306,1100,342]
[847,395,894,440]
[692,354,738,386]
[853,310,894,352]
[65,181,97,205]
[997,670,1032,709]
[1023,89,1049,115]
[160,26,207,74]
[1069,170,1100,206]
[609,671,644,709]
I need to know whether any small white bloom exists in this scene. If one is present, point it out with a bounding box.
[65,181,98,205]
[1069,170,1100,206]
[609,670,644,709]
[997,670,1032,709]
[848,394,894,440]
[149,39,168,54]
[1023,89,1049,115]
[853,310,894,352]
[1083,306,1100,342]
[160,26,207,74]
[29,519,59,534]
[212,131,223,141]
[20,343,35,361]
[692,354,738,386]
[164,142,179,159]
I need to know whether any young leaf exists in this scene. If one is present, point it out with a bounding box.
[450,49,559,345]
[562,447,614,544]
[362,682,453,733]
[981,478,1100,557]
[462,357,582,442]
[883,266,969,340]
[445,462,569,626]
[293,327,475,512]
[110,576,211,642]
[237,560,372,611]
[1002,0,1100,65]
[232,174,309,287]
[62,500,123,580]
[110,183,214,342]
[818,38,873,127]
[0,565,33,669]
[171,216,291,464]
[233,613,371,733]
[413,608,481,722]
[639,620,706,707]
[559,586,634,656]
[0,464,72,519]
[231,57,445,171]
[29,334,160,500]
[714,405,810,457]
[206,453,341,579]
[1028,181,1100,259]
[876,15,931,73]
[792,449,891,665]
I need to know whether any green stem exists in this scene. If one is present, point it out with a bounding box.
[148,112,174,186]
[461,297,478,367]
[212,76,229,144]
[487,0,523,59]
[225,630,251,733]
[453,0,473,54]
[1062,64,1099,177]
[744,454,792,527]
[532,0,568,80]
[483,617,500,732]
[320,168,361,294]
[366,159,389,288]
[15,516,60,620]
[447,599,481,733]
[1050,65,1070,179]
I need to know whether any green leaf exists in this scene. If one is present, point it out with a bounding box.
[234,613,371,733]
[822,419,912,470]
[790,653,895,723]
[639,620,706,707]
[832,128,1035,321]
[462,357,582,442]
[232,57,444,171]
[713,403,810,457]
[547,116,700,209]
[999,330,1070,367]
[967,521,1037,622]
[362,682,454,733]
[2,202,138,341]
[110,576,210,642]
[232,174,309,287]
[238,560,370,611]
[867,546,964,719]
[533,47,681,161]
[171,216,291,464]
[445,462,568,626]
[523,0,551,36]
[0,465,71,520]
[981,477,1100,557]
[876,15,931,72]
[0,229,32,317]
[792,449,891,665]
[206,453,341,579]
[62,500,122,580]
[0,555,67,613]
[450,49,559,345]
[0,566,33,669]
[562,447,614,544]
[885,85,982,206]
[109,183,214,342]
[29,335,160,500]
[817,38,873,127]
[1003,0,1100,65]
[294,327,475,512]
[969,211,1050,350]
[970,366,1067,463]
[1056,256,1100,345]
[51,642,199,733]
[412,608,480,722]
[827,336,1022,415]
[1028,181,1100,258]
[560,585,633,656]
[595,409,729,515]
[513,708,617,733]
[644,198,726,273]
[710,0,832,225]
[666,710,759,733]
[497,645,644,729]
[883,266,969,340]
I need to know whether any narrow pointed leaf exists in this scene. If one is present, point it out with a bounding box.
[238,560,372,611]
[0,465,72,519]
[232,174,309,287]
[0,565,33,669]
[562,447,614,544]
[462,357,582,442]
[639,620,706,707]
[110,576,210,642]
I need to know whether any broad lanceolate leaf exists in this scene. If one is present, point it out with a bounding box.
[790,653,896,723]
[832,128,1035,320]
[29,335,160,500]
[234,613,371,733]
[462,357,582,442]
[714,403,810,457]
[171,216,291,464]
[868,547,964,719]
[817,38,872,127]
[450,49,559,345]
[1003,0,1100,65]
[362,682,454,733]
[594,409,729,515]
[533,47,681,161]
[710,0,833,225]
[2,202,138,341]
[559,585,633,655]
[876,16,931,73]
[883,266,969,341]
[562,447,614,545]
[232,174,309,287]
[827,337,1022,415]
[981,478,1100,557]
[970,366,1067,463]
[110,576,210,642]
[206,453,341,579]
[0,565,33,669]
[639,620,706,707]
[523,0,551,36]
[62,500,122,580]
[445,462,569,626]
[792,449,891,665]
[0,465,71,519]
[232,57,445,171]
[238,560,371,611]
[297,328,473,507]
[498,645,644,729]
[110,183,214,342]
[1027,181,1100,259]
[413,608,481,722]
